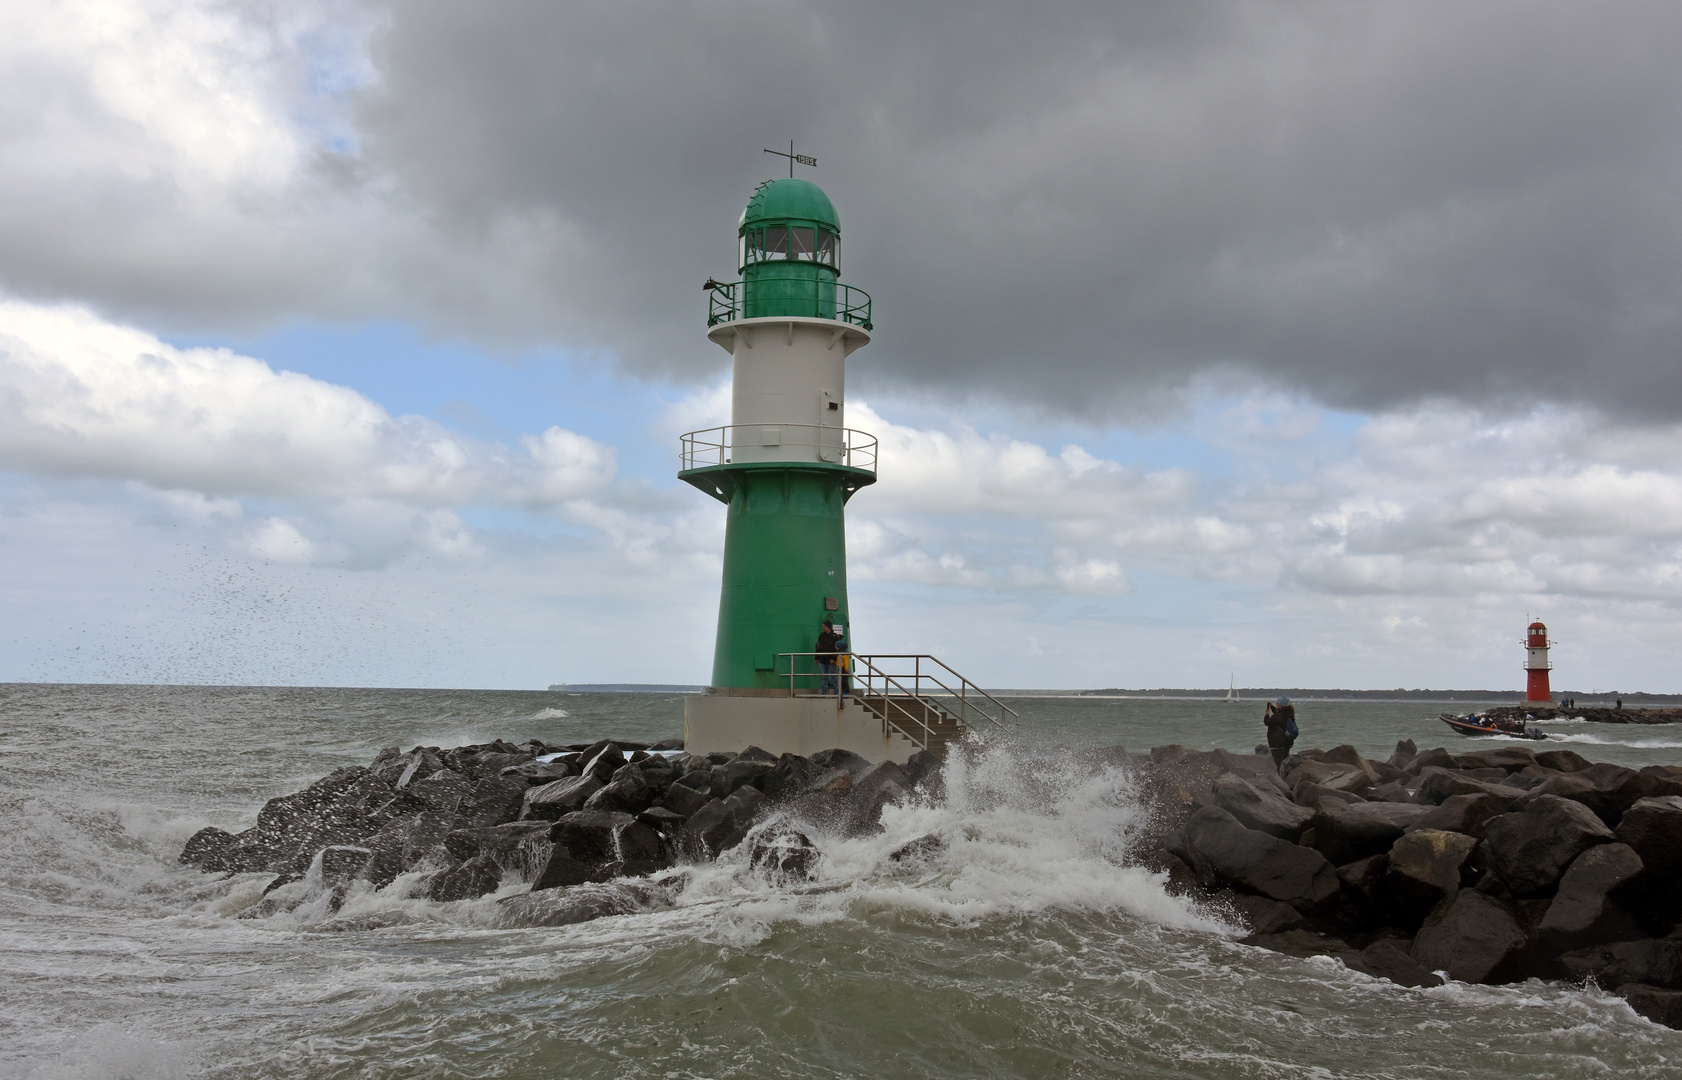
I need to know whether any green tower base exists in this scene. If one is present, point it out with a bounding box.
[679,460,874,691]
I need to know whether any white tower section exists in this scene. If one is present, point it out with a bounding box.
[707,317,871,465]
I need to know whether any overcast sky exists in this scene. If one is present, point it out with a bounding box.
[3,0,1681,691]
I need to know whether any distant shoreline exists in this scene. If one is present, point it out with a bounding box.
[546,683,1682,704]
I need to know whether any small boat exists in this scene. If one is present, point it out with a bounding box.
[1439,713,1547,741]
[1224,676,1238,704]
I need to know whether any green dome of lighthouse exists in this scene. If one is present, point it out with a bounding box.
[739,178,839,235]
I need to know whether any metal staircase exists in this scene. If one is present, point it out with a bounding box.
[777,652,1017,755]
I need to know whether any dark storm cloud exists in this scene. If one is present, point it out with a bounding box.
[5,1,1680,418]
[355,0,1682,418]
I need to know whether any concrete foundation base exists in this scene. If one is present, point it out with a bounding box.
[684,692,919,764]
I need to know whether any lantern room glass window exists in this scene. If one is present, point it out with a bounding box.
[741,227,839,269]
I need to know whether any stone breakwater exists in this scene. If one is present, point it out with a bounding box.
[179,738,941,925]
[1487,705,1682,725]
[1142,740,1682,1028]
[178,735,1682,1029]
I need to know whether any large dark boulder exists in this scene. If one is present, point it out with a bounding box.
[1615,796,1682,884]
[1561,938,1682,990]
[578,743,629,783]
[534,811,664,889]
[395,749,444,788]
[1334,853,1390,928]
[681,787,766,860]
[1528,764,1682,828]
[523,775,602,821]
[496,878,678,928]
[426,854,503,902]
[658,781,714,819]
[1536,843,1645,952]
[1618,984,1682,1029]
[403,769,476,816]
[1285,760,1370,797]
[1481,795,1615,896]
[1386,829,1478,926]
[743,821,820,881]
[1413,767,1525,807]
[1388,740,1418,770]
[1181,805,1340,910]
[720,757,775,796]
[1292,783,1366,811]
[358,811,458,888]
[1403,748,1455,776]
[1403,793,1513,839]
[1312,801,1431,865]
[1411,889,1528,983]
[808,748,872,775]
[1211,772,1313,840]
[760,753,817,800]
[180,826,238,868]
[1348,939,1445,988]
[1534,749,1591,773]
[459,777,528,827]
[903,750,943,792]
[582,765,654,815]
[442,821,553,880]
[1451,747,1539,773]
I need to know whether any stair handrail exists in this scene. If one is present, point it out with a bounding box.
[774,651,1017,749]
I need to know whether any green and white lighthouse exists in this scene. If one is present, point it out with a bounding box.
[678,175,915,761]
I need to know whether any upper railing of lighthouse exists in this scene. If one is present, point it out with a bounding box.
[706,279,873,329]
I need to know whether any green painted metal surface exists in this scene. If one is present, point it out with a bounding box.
[690,464,858,690]
[739,178,839,233]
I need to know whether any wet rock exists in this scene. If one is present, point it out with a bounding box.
[681,786,766,860]
[889,833,947,863]
[1536,843,1645,952]
[1312,801,1431,865]
[1618,984,1682,1029]
[744,821,819,881]
[1285,760,1370,796]
[1528,763,1682,828]
[358,812,458,888]
[427,854,503,901]
[1413,767,1526,807]
[368,746,407,786]
[582,765,654,815]
[496,878,678,927]
[902,750,943,792]
[720,756,775,796]
[451,750,534,782]
[1411,889,1528,983]
[1403,748,1455,776]
[810,768,855,797]
[500,761,577,785]
[1386,830,1477,926]
[1335,854,1390,928]
[1615,796,1682,885]
[658,780,714,818]
[1211,772,1314,840]
[1348,939,1444,988]
[1229,894,1307,935]
[179,826,238,868]
[578,743,629,783]
[1535,749,1591,773]
[1561,938,1682,990]
[460,777,528,827]
[1321,746,1382,787]
[648,737,685,752]
[523,775,602,821]
[317,844,373,889]
[735,745,777,763]
[637,806,684,836]
[1182,805,1340,910]
[442,822,553,879]
[404,769,476,816]
[761,753,817,800]
[1481,795,1615,896]
[1403,793,1513,839]
[1368,782,1414,804]
[808,747,872,776]
[1451,747,1539,773]
[396,748,445,789]
[1387,740,1418,771]
[1292,783,1366,811]
[1499,765,1554,792]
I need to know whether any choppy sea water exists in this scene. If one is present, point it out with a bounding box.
[2,683,1680,1079]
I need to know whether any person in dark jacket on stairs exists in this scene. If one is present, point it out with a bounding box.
[1263,696,1298,772]
[816,618,841,695]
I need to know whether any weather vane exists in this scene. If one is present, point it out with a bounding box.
[764,141,816,178]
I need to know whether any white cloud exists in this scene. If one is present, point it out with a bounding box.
[0,299,615,508]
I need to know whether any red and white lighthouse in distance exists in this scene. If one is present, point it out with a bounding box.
[1524,620,1553,702]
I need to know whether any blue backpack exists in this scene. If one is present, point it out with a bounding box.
[1284,716,1299,740]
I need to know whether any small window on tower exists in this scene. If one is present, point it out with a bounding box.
[790,227,816,260]
[814,232,837,266]
[759,226,788,260]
